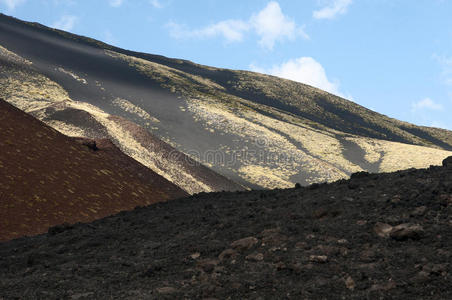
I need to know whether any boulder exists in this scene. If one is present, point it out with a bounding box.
[389,224,424,241]
[245,252,264,262]
[375,222,424,240]
[82,140,98,151]
[374,222,393,238]
[443,156,452,168]
[345,276,356,290]
[230,237,258,251]
[309,255,328,263]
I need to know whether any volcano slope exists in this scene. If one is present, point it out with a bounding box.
[0,99,187,242]
[1,158,451,299]
[0,40,243,195]
[1,13,452,190]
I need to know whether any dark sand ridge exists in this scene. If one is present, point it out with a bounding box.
[0,99,187,242]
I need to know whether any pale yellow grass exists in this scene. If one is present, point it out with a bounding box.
[57,67,88,84]
[112,97,160,124]
[0,71,71,113]
[0,45,32,65]
[348,137,452,172]
[240,107,363,174]
[45,120,86,137]
[238,165,294,189]
[186,98,347,186]
[105,50,225,94]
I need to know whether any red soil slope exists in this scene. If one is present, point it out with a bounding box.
[0,99,187,242]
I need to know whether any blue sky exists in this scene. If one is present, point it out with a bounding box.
[1,0,452,129]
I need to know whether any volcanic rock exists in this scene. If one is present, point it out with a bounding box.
[389,224,424,241]
[1,149,452,299]
[344,276,356,290]
[374,222,393,238]
[245,252,264,262]
[230,237,258,251]
[310,255,328,263]
[443,156,452,168]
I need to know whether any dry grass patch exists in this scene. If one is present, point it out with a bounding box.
[112,97,160,124]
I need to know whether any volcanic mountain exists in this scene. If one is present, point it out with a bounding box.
[0,99,188,241]
[1,156,451,299]
[1,13,451,191]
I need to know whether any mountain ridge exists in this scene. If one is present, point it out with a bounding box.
[1,13,452,190]
[1,12,450,149]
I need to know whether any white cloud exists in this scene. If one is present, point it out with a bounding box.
[250,57,344,97]
[166,1,307,50]
[0,0,26,10]
[109,0,123,7]
[167,20,249,43]
[410,95,449,129]
[150,0,162,8]
[313,0,353,20]
[51,15,78,32]
[411,98,444,112]
[250,1,309,50]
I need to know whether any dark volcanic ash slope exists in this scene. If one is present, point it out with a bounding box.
[0,30,244,194]
[0,99,187,242]
[1,158,451,299]
[37,101,245,194]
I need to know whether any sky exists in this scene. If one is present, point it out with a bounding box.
[1,0,452,130]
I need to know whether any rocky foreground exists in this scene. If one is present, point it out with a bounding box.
[1,158,452,299]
